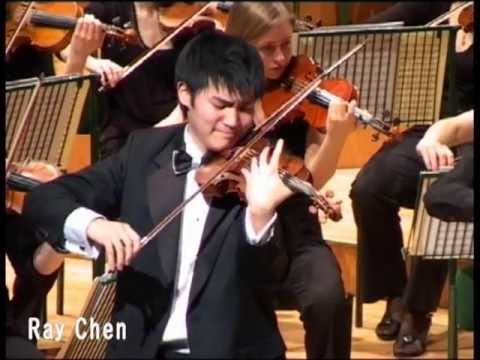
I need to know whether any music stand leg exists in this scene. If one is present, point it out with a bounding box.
[447,259,458,359]
[355,238,363,328]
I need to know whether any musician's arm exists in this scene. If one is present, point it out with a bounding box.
[422,110,474,147]
[23,134,130,254]
[416,110,473,171]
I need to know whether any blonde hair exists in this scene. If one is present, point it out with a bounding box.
[225,2,295,43]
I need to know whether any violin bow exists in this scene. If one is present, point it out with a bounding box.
[6,1,35,57]
[99,2,213,92]
[138,40,367,247]
[5,75,44,177]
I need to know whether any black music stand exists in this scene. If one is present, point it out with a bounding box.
[6,73,97,168]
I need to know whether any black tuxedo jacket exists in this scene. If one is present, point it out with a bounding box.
[24,125,287,358]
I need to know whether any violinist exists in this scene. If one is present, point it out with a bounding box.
[24,31,294,359]
[59,2,221,158]
[349,2,474,357]
[225,3,357,359]
[5,15,106,357]
[6,6,105,80]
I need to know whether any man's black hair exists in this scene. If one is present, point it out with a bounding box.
[175,30,265,104]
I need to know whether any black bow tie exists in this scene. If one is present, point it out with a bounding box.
[172,148,212,175]
[172,149,194,175]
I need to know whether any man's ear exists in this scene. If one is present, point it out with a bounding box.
[177,82,192,109]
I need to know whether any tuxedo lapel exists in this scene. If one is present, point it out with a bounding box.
[146,127,186,286]
[188,197,241,309]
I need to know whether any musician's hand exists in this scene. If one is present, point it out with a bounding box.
[241,139,293,232]
[86,218,141,272]
[253,99,266,126]
[326,98,357,138]
[88,58,124,88]
[69,14,105,61]
[416,138,454,171]
[308,190,342,224]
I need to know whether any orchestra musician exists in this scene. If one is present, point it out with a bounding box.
[225,3,358,359]
[58,2,221,159]
[5,12,106,358]
[419,110,474,222]
[23,31,294,359]
[349,2,474,357]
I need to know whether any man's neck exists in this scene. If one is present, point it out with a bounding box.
[185,125,207,155]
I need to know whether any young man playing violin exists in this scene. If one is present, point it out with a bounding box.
[156,4,359,358]
[23,31,294,359]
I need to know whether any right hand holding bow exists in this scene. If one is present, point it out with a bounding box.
[86,218,141,271]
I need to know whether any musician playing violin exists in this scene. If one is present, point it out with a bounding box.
[59,2,222,158]
[24,31,294,359]
[157,4,355,356]
[350,2,474,357]
[225,3,358,359]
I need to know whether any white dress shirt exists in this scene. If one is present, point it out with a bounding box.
[63,125,277,353]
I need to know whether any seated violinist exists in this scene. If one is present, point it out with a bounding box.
[59,2,225,159]
[23,31,294,359]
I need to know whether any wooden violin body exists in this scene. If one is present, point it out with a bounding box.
[6,2,139,55]
[262,54,394,137]
[195,138,342,221]
[262,55,358,131]
[159,2,231,31]
[196,138,311,201]
[6,160,62,214]
[7,2,82,53]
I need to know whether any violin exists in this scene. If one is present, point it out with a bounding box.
[6,2,139,55]
[455,2,474,52]
[6,160,62,214]
[262,54,395,139]
[458,3,473,33]
[195,138,342,221]
[102,2,220,91]
[426,2,473,53]
[158,2,231,30]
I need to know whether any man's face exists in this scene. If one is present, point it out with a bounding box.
[178,83,256,153]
